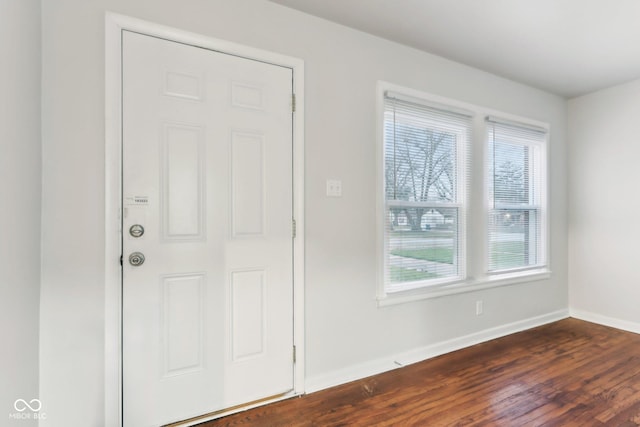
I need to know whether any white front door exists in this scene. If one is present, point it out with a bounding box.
[122,30,295,426]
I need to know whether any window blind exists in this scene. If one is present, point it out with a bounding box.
[486,118,547,272]
[383,94,471,290]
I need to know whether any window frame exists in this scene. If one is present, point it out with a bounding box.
[382,92,470,293]
[376,82,551,306]
[486,120,548,275]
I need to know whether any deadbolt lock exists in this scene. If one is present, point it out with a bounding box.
[129,224,145,238]
[129,252,145,267]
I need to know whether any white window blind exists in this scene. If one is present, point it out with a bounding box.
[486,118,547,273]
[383,93,471,291]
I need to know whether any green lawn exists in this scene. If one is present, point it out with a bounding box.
[390,240,529,280]
[389,230,453,239]
[391,242,525,270]
[391,247,453,264]
[490,241,526,270]
[390,266,437,282]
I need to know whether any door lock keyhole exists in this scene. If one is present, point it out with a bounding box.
[129,252,145,267]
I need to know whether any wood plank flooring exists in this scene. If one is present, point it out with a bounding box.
[198,318,640,426]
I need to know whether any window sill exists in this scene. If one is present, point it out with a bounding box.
[377,268,551,307]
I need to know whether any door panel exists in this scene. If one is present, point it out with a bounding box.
[122,30,294,426]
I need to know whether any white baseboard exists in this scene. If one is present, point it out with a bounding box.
[305,309,569,394]
[569,308,640,335]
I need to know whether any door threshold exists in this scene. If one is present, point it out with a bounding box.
[163,390,300,427]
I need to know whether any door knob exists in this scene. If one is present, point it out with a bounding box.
[129,224,145,238]
[129,252,145,267]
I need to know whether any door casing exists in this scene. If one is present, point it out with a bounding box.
[105,12,305,427]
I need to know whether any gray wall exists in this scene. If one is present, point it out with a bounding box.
[39,0,568,424]
[0,0,41,425]
[569,78,640,329]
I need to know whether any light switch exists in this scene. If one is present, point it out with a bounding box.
[326,179,342,197]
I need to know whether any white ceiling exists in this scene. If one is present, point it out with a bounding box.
[269,0,640,98]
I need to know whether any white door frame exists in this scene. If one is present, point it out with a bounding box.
[105,13,305,427]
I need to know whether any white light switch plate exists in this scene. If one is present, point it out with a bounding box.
[326,179,342,197]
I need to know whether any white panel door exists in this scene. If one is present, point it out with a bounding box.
[122,30,294,426]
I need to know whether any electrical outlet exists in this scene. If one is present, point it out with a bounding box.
[475,300,483,316]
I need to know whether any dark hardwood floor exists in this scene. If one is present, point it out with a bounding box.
[199,318,640,426]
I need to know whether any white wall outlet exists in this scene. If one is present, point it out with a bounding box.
[326,179,342,197]
[476,300,483,316]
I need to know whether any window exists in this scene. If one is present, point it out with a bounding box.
[382,91,471,292]
[378,82,549,303]
[487,118,547,273]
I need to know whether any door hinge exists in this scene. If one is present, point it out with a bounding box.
[291,93,296,113]
[293,345,297,363]
[120,255,123,266]
[292,218,297,239]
